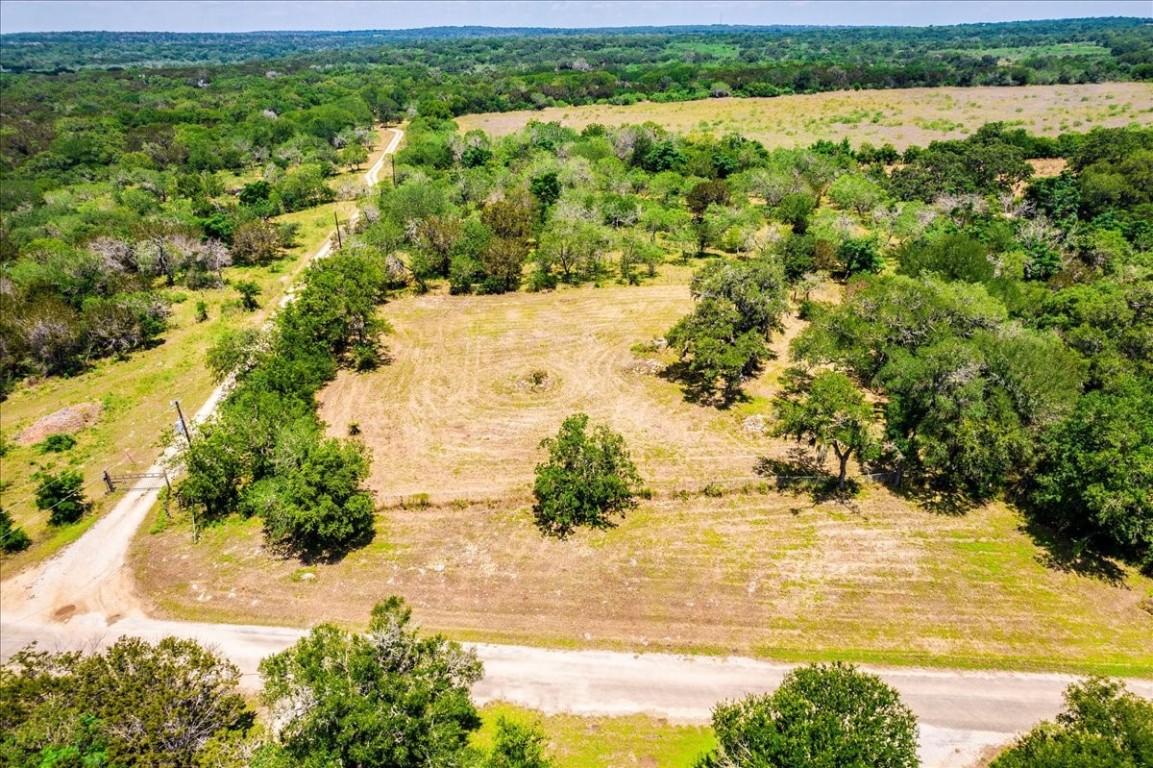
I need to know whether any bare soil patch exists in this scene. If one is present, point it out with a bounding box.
[16,402,102,445]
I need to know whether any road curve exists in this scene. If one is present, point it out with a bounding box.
[2,123,1148,768]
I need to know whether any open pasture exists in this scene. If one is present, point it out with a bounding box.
[314,271,813,501]
[456,83,1153,150]
[135,278,1153,675]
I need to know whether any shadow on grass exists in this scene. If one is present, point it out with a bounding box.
[658,361,754,410]
[1021,519,1127,586]
[754,448,862,512]
[893,483,979,517]
[280,525,377,566]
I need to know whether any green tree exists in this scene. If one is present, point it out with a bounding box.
[0,508,31,553]
[34,469,87,526]
[667,298,770,403]
[234,279,262,311]
[341,142,370,171]
[533,413,645,538]
[252,434,376,559]
[667,257,788,403]
[259,597,483,768]
[1028,377,1153,569]
[774,371,878,490]
[991,677,1153,768]
[530,171,562,210]
[0,637,250,767]
[697,662,918,768]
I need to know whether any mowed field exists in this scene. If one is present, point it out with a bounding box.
[134,274,1153,675]
[456,83,1153,150]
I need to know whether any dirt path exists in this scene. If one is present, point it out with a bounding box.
[2,124,1149,767]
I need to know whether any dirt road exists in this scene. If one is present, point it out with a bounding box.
[2,123,1148,768]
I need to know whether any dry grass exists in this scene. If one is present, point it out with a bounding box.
[133,274,1153,675]
[456,84,1153,150]
[315,268,813,501]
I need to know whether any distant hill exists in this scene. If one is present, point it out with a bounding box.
[1,17,1149,73]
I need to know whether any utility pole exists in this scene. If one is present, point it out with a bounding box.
[334,211,343,249]
[172,400,192,445]
[391,154,396,187]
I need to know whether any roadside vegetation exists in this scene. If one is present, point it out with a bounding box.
[4,607,1148,767]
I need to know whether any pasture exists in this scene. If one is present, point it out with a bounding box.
[456,83,1153,150]
[134,276,1153,676]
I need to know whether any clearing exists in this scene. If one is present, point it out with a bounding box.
[456,83,1153,150]
[134,275,1153,675]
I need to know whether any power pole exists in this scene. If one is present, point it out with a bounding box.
[172,400,192,445]
[334,211,343,249]
[391,154,396,187]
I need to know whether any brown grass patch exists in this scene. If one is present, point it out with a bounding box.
[316,273,796,501]
[457,84,1153,151]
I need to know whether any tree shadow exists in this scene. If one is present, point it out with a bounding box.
[658,362,751,410]
[754,447,861,510]
[280,525,377,566]
[892,482,978,517]
[1020,519,1127,586]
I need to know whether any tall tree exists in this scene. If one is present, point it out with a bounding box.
[259,597,483,768]
[774,370,878,490]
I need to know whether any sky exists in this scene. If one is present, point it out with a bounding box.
[1,0,1150,34]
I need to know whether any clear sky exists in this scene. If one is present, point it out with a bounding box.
[1,0,1150,34]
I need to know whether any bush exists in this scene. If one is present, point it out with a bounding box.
[34,469,88,526]
[1,508,31,553]
[991,677,1153,768]
[35,433,76,453]
[533,413,645,538]
[698,662,918,768]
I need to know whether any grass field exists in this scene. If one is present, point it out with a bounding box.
[473,702,715,768]
[0,201,354,572]
[456,83,1153,150]
[133,276,1153,676]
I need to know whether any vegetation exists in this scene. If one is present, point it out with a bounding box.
[259,597,484,767]
[0,638,250,766]
[991,677,1153,767]
[773,370,879,490]
[533,413,645,538]
[697,662,918,768]
[173,248,387,559]
[666,258,789,404]
[0,508,32,553]
[34,468,88,526]
[3,19,1150,92]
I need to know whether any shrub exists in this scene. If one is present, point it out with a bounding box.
[533,413,645,538]
[34,469,88,526]
[35,434,76,453]
[1,508,31,553]
[698,662,918,768]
